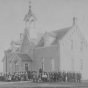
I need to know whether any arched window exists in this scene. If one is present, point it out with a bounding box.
[51,58,55,71]
[15,61,19,72]
[41,58,44,71]
[80,59,83,70]
[71,58,74,71]
[71,40,73,50]
[80,40,83,51]
[9,61,12,68]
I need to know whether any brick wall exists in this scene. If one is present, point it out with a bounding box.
[34,45,60,72]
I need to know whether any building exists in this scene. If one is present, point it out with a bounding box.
[2,2,88,80]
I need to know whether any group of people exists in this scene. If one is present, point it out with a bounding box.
[0,69,82,83]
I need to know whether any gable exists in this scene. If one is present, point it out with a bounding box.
[10,53,32,62]
[11,54,21,62]
[60,24,88,52]
[17,53,32,61]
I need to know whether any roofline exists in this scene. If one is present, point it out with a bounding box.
[59,25,73,41]
[22,60,32,61]
[11,54,21,62]
[77,25,88,44]
[2,56,5,62]
[60,24,88,46]
[35,44,58,49]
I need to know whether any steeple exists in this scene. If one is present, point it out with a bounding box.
[28,1,32,16]
[23,0,36,37]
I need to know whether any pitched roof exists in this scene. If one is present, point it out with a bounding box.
[51,26,72,45]
[36,26,72,47]
[5,49,12,53]
[10,40,21,45]
[36,37,44,47]
[52,26,72,39]
[17,53,32,61]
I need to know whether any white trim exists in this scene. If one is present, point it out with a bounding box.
[9,53,16,62]
[11,54,21,62]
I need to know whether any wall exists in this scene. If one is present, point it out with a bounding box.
[11,55,22,73]
[5,53,14,73]
[22,61,32,72]
[34,45,60,73]
[3,56,6,73]
[60,25,88,80]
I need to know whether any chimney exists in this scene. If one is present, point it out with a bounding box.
[73,17,77,25]
[20,33,23,40]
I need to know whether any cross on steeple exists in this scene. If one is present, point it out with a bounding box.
[29,0,31,8]
[23,0,36,37]
[28,0,32,16]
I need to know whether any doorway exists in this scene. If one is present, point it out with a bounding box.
[25,63,28,72]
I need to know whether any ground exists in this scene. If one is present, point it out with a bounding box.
[0,81,88,88]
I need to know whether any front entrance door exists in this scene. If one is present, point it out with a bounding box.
[25,63,28,72]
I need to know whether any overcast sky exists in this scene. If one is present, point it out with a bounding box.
[0,0,88,72]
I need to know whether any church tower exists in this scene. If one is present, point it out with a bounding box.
[23,1,36,37]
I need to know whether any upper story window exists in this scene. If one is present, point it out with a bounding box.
[15,61,19,66]
[71,58,74,71]
[71,40,73,50]
[80,41,83,51]
[9,61,12,68]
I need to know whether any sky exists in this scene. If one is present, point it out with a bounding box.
[0,0,88,72]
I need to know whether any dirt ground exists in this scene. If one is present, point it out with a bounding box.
[0,81,88,88]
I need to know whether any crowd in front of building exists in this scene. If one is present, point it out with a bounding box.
[0,69,82,83]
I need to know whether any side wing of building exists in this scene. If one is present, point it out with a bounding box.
[59,21,88,80]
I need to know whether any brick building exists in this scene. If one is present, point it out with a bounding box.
[2,2,88,80]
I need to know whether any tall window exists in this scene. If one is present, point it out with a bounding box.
[71,40,73,50]
[9,61,12,72]
[51,58,55,71]
[80,59,83,70]
[42,58,44,71]
[80,41,83,51]
[9,61,12,68]
[71,58,74,71]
